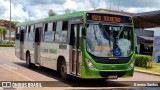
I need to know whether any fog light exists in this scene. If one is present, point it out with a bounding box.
[85,58,97,70]
[128,60,135,69]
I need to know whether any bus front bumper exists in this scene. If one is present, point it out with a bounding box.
[81,66,134,79]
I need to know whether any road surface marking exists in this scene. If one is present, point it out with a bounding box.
[0,65,34,81]
[3,64,18,70]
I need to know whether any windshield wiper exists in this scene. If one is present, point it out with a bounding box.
[98,23,112,49]
[116,26,124,40]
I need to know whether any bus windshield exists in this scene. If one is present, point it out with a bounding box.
[86,24,133,57]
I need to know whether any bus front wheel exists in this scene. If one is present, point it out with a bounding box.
[60,60,68,80]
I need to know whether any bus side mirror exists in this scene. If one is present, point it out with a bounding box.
[82,27,86,37]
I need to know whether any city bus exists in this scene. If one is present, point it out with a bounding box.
[15,11,136,79]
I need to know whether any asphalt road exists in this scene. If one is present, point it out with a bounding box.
[0,47,160,90]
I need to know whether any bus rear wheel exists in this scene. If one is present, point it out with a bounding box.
[60,60,68,80]
[26,53,33,68]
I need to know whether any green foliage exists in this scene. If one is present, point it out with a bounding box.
[11,21,19,29]
[48,10,57,16]
[0,43,14,47]
[0,26,6,35]
[64,8,76,14]
[135,54,153,68]
[4,21,19,29]
[0,26,7,41]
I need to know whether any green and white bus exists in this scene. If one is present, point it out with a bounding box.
[15,11,136,79]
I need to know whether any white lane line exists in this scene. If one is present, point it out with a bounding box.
[0,65,34,81]
[3,64,18,70]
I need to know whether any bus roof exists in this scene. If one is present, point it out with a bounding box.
[17,11,86,27]
[88,10,132,17]
[17,10,132,27]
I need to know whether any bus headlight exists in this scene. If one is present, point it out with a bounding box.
[85,58,97,70]
[128,60,135,69]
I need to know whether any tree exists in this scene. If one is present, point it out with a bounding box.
[0,26,7,42]
[4,21,18,29]
[11,21,18,29]
[4,21,18,43]
[48,9,57,16]
[64,8,76,14]
[3,29,7,41]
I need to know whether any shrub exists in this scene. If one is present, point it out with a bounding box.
[135,54,153,68]
[0,43,14,47]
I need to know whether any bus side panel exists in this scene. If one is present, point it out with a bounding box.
[15,40,20,59]
[24,41,35,63]
[40,42,70,74]
[40,42,58,69]
[20,42,24,60]
[57,44,70,74]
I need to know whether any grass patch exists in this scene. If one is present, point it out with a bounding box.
[135,63,160,73]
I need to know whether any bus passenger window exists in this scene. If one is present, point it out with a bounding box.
[79,25,83,49]
[20,30,24,42]
[62,21,68,31]
[53,22,56,31]
[15,27,20,40]
[24,26,28,40]
[44,23,55,42]
[45,23,48,32]
[55,21,68,42]
[28,26,31,33]
[28,25,34,41]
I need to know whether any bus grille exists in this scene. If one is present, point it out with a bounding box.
[89,53,132,64]
[99,71,126,77]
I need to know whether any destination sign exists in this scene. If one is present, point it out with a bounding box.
[87,13,132,23]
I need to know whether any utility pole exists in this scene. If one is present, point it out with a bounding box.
[118,0,120,11]
[110,0,111,9]
[9,0,11,43]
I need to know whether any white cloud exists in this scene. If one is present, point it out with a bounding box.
[63,0,77,10]
[0,0,29,22]
[0,0,160,22]
[0,0,10,19]
[119,7,160,13]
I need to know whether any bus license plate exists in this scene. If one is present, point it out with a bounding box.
[107,75,118,79]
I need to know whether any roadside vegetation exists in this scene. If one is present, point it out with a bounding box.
[0,21,17,47]
[135,54,153,68]
[0,41,14,47]
[135,54,160,73]
[135,63,160,73]
[0,26,7,42]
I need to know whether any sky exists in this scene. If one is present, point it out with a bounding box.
[0,0,160,22]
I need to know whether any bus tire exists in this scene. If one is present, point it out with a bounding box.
[60,60,68,80]
[26,53,33,68]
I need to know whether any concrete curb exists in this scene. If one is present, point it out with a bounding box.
[135,69,160,76]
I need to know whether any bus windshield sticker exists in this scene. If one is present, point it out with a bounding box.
[95,46,110,51]
[114,48,121,56]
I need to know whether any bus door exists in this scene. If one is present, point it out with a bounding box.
[34,27,41,64]
[20,30,24,60]
[71,24,82,76]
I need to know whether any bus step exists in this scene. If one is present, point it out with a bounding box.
[35,63,40,67]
